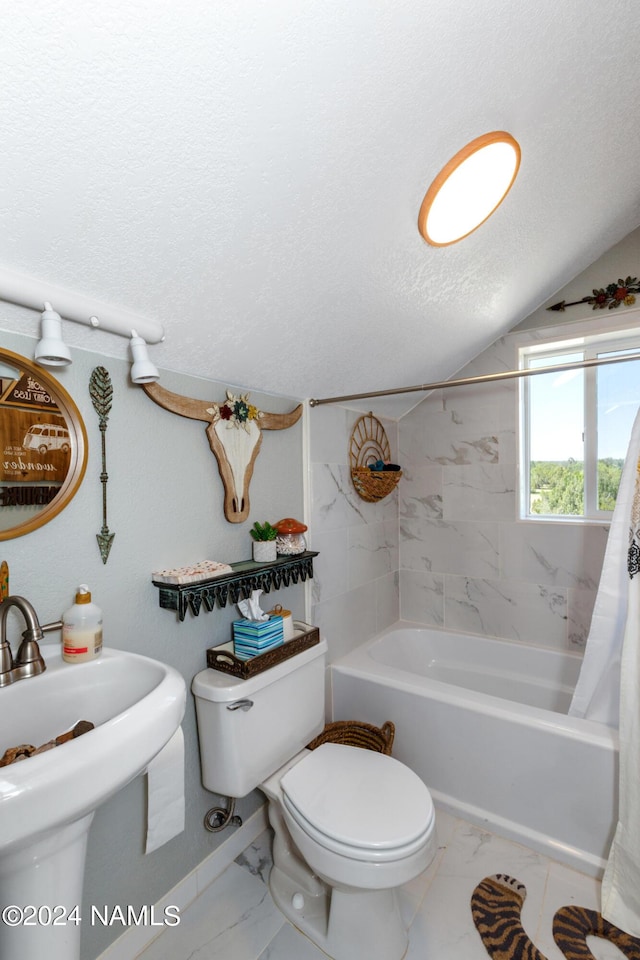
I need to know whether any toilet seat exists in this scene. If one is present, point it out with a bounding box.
[280,743,435,862]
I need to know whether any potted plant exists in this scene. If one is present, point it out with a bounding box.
[250,521,278,562]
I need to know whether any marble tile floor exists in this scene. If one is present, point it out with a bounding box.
[136,810,622,960]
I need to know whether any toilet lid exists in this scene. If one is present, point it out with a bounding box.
[281,792,434,863]
[280,742,434,852]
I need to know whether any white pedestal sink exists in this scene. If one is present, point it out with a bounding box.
[0,646,186,960]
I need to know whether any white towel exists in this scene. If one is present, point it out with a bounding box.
[145,727,185,854]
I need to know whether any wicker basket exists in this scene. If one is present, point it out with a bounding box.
[349,413,402,502]
[306,720,395,755]
[350,466,402,503]
[206,624,320,679]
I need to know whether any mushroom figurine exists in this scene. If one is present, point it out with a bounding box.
[274,517,308,555]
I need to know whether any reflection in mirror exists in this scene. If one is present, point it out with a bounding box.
[0,349,88,539]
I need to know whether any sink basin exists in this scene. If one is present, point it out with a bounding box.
[0,645,186,960]
[0,645,186,853]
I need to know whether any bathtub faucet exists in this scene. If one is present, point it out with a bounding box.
[0,595,63,687]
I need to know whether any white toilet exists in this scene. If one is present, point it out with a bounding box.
[192,638,436,960]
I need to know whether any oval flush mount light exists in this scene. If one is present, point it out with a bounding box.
[418,131,521,246]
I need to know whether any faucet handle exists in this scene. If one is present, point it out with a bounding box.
[15,638,44,667]
[0,641,13,685]
[14,639,46,682]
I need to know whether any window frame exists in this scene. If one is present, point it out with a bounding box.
[518,321,640,523]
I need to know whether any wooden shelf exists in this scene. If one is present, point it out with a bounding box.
[152,551,318,621]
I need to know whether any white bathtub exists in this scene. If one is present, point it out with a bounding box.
[330,622,619,877]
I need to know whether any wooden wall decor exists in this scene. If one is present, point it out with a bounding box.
[142,383,303,523]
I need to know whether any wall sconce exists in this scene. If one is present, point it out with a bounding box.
[129,331,159,383]
[34,302,72,367]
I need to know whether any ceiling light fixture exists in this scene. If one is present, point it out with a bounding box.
[418,131,521,246]
[34,302,72,367]
[0,263,165,380]
[129,331,160,383]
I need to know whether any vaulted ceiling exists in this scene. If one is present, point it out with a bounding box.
[1,1,639,417]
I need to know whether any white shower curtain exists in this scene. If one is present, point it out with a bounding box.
[568,406,640,726]
[569,405,640,936]
[601,552,640,936]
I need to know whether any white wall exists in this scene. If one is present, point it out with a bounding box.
[0,324,306,959]
[513,224,640,334]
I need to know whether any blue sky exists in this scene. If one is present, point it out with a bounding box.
[529,353,640,461]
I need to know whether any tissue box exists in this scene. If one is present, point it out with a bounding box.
[232,616,284,660]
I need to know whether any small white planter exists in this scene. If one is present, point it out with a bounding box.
[252,540,277,562]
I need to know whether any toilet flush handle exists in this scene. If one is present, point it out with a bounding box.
[227,698,254,712]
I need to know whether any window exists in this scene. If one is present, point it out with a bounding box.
[519,328,640,520]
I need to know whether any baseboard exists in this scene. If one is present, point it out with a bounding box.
[96,804,269,960]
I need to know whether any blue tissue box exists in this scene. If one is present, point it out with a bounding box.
[232,616,284,660]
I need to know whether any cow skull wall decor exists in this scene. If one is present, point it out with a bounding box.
[143,382,303,522]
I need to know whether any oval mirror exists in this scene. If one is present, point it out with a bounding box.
[0,349,88,539]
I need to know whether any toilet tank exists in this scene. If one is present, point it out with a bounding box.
[192,638,327,797]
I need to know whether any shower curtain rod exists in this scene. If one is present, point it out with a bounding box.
[308,351,640,407]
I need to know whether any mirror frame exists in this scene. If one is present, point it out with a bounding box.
[0,349,88,540]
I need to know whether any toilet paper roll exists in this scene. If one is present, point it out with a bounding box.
[145,727,185,854]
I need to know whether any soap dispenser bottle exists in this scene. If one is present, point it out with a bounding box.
[62,585,103,663]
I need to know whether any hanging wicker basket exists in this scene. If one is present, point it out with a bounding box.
[306,720,395,755]
[349,413,402,502]
[350,467,401,502]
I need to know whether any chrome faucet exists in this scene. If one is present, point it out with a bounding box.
[0,596,63,687]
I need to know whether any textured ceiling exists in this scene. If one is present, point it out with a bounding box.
[1,1,640,417]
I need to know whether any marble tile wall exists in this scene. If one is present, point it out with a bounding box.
[309,404,400,663]
[398,332,610,651]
